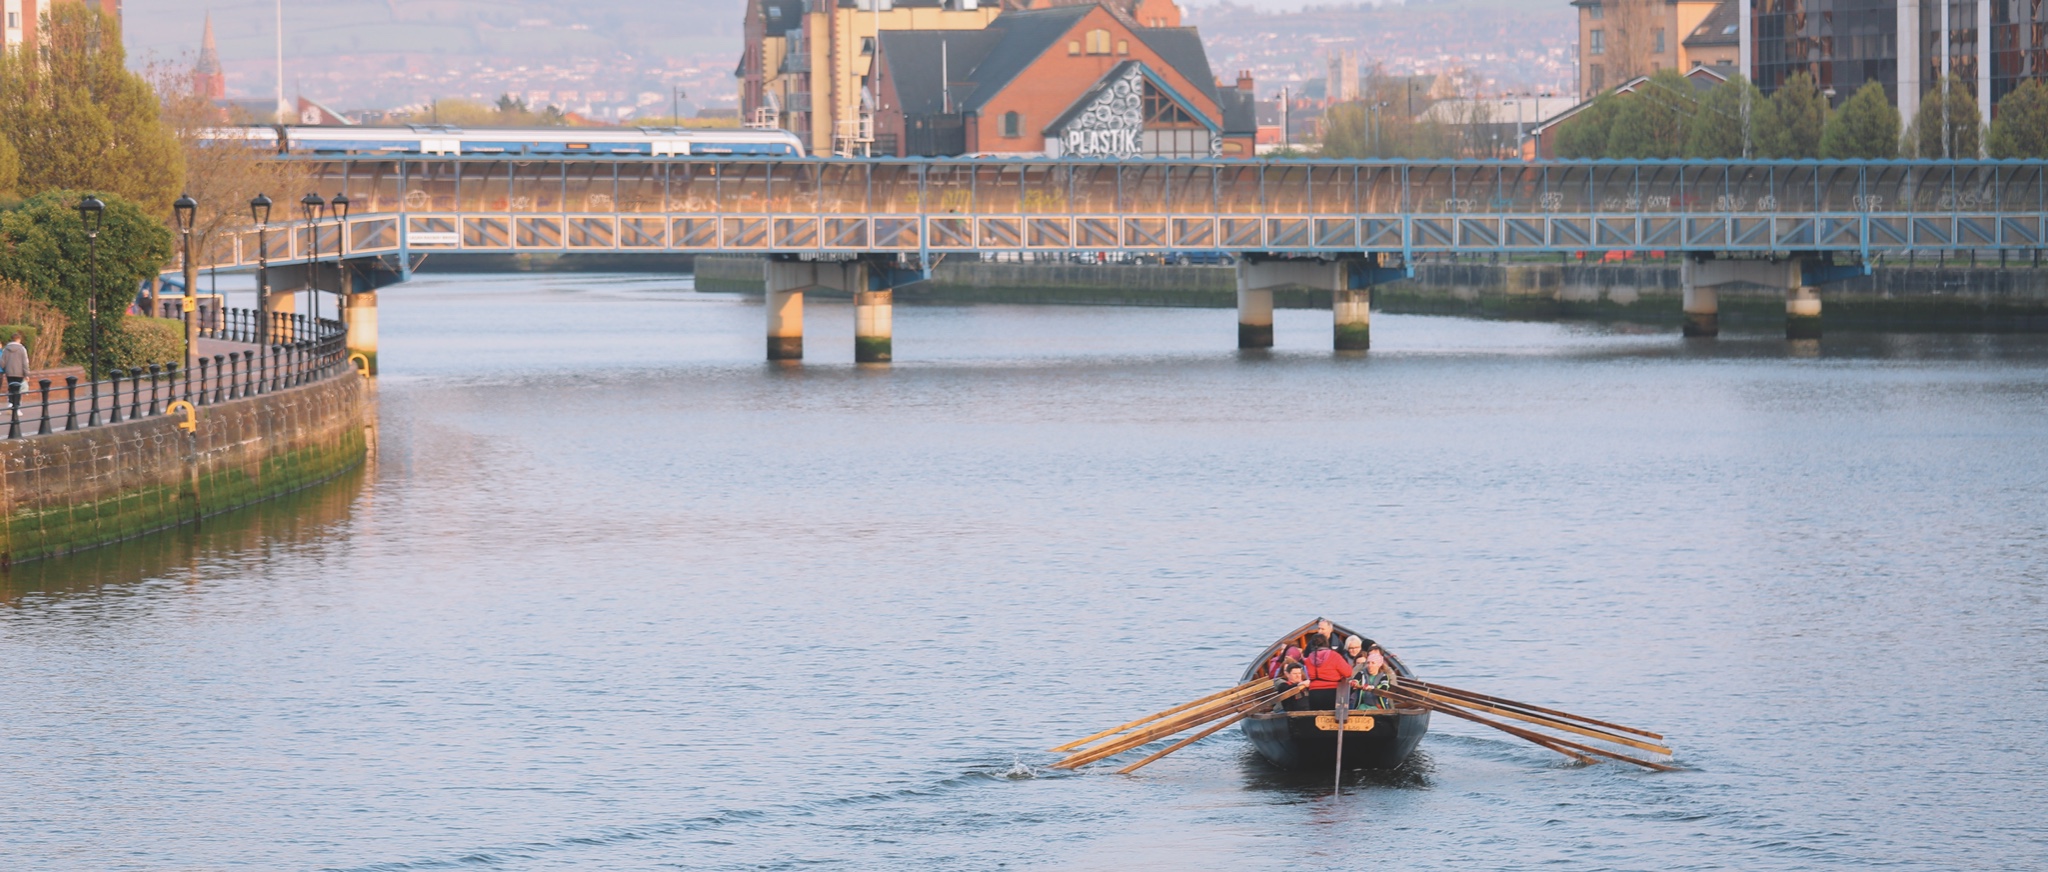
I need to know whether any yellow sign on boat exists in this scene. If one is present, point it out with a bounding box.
[1314,715,1375,732]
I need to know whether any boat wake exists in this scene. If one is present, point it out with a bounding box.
[329,757,1066,871]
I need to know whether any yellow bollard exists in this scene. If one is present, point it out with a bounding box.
[166,400,197,433]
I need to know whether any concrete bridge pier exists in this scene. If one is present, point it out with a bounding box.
[1682,257,1809,339]
[1679,255,1720,337]
[851,256,924,364]
[1786,285,1823,340]
[854,290,892,363]
[1236,257,1334,349]
[764,256,874,362]
[1236,286,1274,349]
[346,292,378,374]
[1332,288,1369,350]
[1237,256,1401,350]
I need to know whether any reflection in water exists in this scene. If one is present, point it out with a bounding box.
[1,273,2044,871]
[0,466,369,607]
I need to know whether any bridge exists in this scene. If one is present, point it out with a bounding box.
[180,157,2048,364]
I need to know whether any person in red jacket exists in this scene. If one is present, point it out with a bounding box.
[1303,636,1352,710]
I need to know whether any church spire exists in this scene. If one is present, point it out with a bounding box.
[194,13,226,100]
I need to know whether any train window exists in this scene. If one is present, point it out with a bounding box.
[567,143,589,150]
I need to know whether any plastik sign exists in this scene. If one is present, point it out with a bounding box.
[1064,128,1139,157]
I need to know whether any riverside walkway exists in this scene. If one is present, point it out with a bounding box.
[179,157,2048,359]
[4,311,351,440]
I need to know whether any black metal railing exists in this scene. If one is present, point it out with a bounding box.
[4,307,352,440]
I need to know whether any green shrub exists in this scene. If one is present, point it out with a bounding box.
[119,316,183,368]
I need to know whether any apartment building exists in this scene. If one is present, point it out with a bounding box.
[3,0,121,52]
[1572,0,1729,97]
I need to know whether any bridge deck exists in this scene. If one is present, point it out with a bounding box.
[184,158,2048,274]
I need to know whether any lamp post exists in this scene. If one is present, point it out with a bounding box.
[77,195,104,425]
[330,193,350,322]
[251,194,272,342]
[173,193,198,374]
[299,192,324,328]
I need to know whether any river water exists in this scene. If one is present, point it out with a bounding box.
[3,273,2045,871]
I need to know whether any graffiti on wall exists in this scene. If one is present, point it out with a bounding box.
[1059,65,1146,158]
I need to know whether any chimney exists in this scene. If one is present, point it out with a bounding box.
[1236,70,1253,93]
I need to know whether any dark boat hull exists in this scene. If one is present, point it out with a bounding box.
[1240,707,1430,770]
[1239,620,1430,771]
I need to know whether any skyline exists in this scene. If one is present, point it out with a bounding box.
[111,0,1563,119]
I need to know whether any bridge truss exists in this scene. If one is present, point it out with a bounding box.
[184,158,2048,275]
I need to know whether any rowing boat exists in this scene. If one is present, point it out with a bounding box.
[1238,620,1431,771]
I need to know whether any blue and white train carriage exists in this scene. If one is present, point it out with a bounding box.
[227,125,807,157]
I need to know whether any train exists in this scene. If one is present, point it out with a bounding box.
[215,125,808,158]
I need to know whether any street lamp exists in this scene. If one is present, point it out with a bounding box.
[330,193,351,322]
[300,192,325,327]
[77,195,104,424]
[173,194,197,374]
[251,194,272,341]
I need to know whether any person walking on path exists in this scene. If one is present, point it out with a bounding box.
[3,332,29,406]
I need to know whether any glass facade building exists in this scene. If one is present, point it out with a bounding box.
[1991,0,2048,106]
[1751,0,1902,103]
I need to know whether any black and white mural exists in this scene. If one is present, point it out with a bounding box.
[1054,65,1146,158]
[1047,65,1219,159]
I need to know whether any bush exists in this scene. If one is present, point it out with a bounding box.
[1989,80,2048,158]
[0,278,68,367]
[118,316,183,368]
[0,190,173,374]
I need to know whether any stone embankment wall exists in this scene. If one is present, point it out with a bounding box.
[0,375,372,564]
[695,255,2048,329]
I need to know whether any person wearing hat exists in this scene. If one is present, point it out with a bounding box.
[1352,644,1392,709]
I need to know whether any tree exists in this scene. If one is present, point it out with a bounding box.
[1555,94,1621,158]
[0,190,173,372]
[1909,75,1982,158]
[1597,0,1662,86]
[1760,71,1827,158]
[0,5,183,216]
[0,135,18,200]
[1604,70,1695,159]
[1819,81,1899,159]
[148,59,309,291]
[1988,79,2048,159]
[1686,74,1765,158]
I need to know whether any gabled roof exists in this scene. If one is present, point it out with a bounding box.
[1041,60,1217,134]
[1685,1,1739,47]
[878,29,1003,115]
[1529,68,1729,136]
[959,5,1097,113]
[1218,86,1255,136]
[1131,27,1218,105]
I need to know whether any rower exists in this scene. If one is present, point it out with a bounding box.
[1303,636,1351,710]
[1353,645,1392,709]
[1280,663,1311,711]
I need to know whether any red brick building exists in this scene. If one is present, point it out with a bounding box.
[872,3,1256,158]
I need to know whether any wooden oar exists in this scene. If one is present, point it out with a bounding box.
[1056,688,1289,769]
[1049,677,1270,753]
[1375,686,1599,766]
[1057,683,1278,762]
[1116,684,1307,775]
[1331,682,1350,796]
[1397,678,1665,740]
[1399,686,1672,757]
[1378,687,1678,772]
[1056,688,1287,769]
